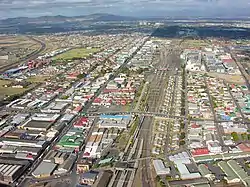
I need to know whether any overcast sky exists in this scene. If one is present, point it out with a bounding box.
[1,0,250,18]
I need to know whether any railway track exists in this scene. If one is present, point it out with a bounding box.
[0,36,46,73]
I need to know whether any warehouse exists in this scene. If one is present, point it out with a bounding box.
[11,113,29,125]
[32,161,57,178]
[41,102,68,113]
[60,113,75,122]
[198,164,215,180]
[44,150,69,164]
[218,161,240,184]
[174,159,201,180]
[0,158,30,184]
[0,137,46,148]
[153,159,170,175]
[227,160,250,187]
[21,119,55,131]
[92,170,113,187]
[98,115,131,129]
[16,146,41,156]
[55,154,76,174]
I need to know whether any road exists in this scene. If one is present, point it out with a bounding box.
[22,36,151,187]
[169,178,209,186]
[17,114,79,187]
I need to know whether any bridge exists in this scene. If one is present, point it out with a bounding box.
[86,111,220,122]
[87,110,185,119]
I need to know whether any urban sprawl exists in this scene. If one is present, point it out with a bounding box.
[0,29,250,187]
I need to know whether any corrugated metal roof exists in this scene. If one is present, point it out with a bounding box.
[32,161,57,177]
[218,161,238,181]
[152,159,170,175]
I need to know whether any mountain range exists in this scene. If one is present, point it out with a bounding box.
[0,13,138,25]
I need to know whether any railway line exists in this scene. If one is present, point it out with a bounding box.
[0,36,46,73]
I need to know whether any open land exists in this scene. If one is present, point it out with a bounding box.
[52,48,100,61]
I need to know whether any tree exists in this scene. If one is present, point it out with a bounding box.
[241,133,247,141]
[77,73,86,79]
[180,132,185,139]
[179,140,185,146]
[156,176,161,181]
[136,68,144,74]
[231,132,239,141]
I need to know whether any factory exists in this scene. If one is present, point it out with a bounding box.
[32,161,57,178]
[0,158,30,184]
[20,113,60,131]
[153,159,171,175]
[98,115,131,129]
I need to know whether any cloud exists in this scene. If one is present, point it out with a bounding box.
[0,0,250,18]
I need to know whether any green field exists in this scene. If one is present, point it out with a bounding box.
[52,48,100,60]
[0,79,35,100]
[27,76,49,83]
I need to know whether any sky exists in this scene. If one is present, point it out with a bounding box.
[1,0,250,19]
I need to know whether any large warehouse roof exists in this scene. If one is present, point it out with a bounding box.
[153,159,170,175]
[32,161,57,177]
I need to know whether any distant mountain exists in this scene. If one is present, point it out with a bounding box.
[0,14,138,25]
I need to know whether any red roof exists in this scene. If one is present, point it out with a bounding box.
[103,89,119,93]
[83,152,90,156]
[192,148,209,156]
[222,59,234,63]
[74,105,83,112]
[238,143,250,152]
[93,98,102,103]
[191,124,201,128]
[56,88,64,93]
[85,95,92,99]
[74,117,88,127]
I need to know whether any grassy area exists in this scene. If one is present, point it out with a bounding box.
[52,47,100,60]
[130,118,139,136]
[0,79,36,100]
[117,132,130,151]
[27,76,49,83]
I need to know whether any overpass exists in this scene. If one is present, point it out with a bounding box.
[87,110,185,119]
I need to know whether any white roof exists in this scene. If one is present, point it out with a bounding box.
[153,159,170,175]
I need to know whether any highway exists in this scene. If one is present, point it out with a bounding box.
[0,36,46,73]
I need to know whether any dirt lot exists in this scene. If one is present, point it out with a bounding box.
[0,36,40,68]
[208,72,245,84]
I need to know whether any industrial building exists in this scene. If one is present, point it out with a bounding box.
[32,161,57,178]
[169,152,201,180]
[218,161,241,184]
[153,159,170,175]
[79,171,99,186]
[0,158,30,184]
[20,113,59,131]
[55,154,76,174]
[44,150,69,164]
[98,115,131,129]
[0,137,46,148]
[41,102,68,113]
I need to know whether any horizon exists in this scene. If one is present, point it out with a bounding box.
[1,0,250,19]
[1,13,250,21]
